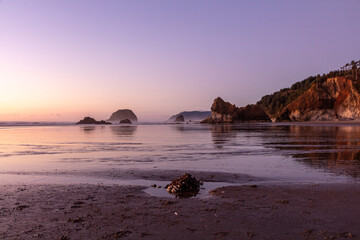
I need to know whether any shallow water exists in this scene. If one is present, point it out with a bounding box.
[0,123,360,183]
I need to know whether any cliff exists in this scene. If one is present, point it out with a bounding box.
[257,60,360,121]
[108,109,138,122]
[203,61,360,123]
[202,97,271,123]
[277,77,360,121]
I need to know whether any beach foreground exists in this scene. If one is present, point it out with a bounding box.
[1,182,359,240]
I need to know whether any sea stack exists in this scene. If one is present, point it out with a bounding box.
[108,109,138,122]
[174,114,185,122]
[76,117,111,125]
[119,119,132,124]
[201,97,271,123]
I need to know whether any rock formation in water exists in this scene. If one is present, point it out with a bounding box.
[166,173,202,198]
[119,119,132,124]
[108,109,138,122]
[174,115,185,122]
[202,97,271,123]
[76,117,111,125]
[168,111,211,122]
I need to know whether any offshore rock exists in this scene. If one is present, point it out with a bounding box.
[202,97,271,123]
[119,119,132,124]
[174,114,185,122]
[76,117,111,125]
[108,109,138,122]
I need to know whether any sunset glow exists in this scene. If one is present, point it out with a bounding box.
[1,0,360,121]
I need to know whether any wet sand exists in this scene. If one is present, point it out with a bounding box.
[1,179,359,239]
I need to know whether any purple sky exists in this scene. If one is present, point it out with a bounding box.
[1,0,360,121]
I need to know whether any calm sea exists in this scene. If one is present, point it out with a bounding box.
[1,123,359,183]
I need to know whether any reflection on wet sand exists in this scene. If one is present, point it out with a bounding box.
[285,126,360,177]
[211,125,237,148]
[264,125,360,178]
[207,124,360,178]
[110,125,137,137]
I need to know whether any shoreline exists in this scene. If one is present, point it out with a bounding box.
[1,182,359,239]
[1,169,359,239]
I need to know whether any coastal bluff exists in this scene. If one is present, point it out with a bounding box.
[204,60,360,123]
[276,77,360,121]
[108,109,138,122]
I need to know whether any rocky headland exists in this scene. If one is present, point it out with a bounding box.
[168,111,211,122]
[203,60,360,123]
[201,97,271,123]
[276,77,360,121]
[108,109,138,122]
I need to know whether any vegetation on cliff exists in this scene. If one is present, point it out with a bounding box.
[257,60,360,118]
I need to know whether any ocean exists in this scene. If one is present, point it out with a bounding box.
[0,122,359,184]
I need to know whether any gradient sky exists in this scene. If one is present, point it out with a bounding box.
[1,1,360,121]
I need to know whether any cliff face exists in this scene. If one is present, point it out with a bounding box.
[278,77,360,121]
[108,109,138,122]
[202,97,271,123]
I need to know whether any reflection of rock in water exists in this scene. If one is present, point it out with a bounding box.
[81,126,96,133]
[174,125,185,132]
[110,126,137,137]
[211,125,237,148]
[265,125,360,178]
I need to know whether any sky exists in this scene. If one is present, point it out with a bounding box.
[1,0,360,122]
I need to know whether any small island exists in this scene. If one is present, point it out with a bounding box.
[108,109,138,122]
[76,117,111,125]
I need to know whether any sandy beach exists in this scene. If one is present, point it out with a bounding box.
[1,170,359,240]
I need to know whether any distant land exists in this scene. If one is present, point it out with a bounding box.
[203,60,360,123]
[168,111,211,122]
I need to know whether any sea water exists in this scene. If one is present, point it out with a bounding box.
[0,123,359,183]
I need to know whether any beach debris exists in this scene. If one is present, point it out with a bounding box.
[151,184,157,188]
[161,200,177,207]
[166,173,202,198]
[301,229,314,238]
[67,217,84,223]
[102,230,132,239]
[16,205,29,210]
[249,185,258,188]
[247,231,254,239]
[59,236,70,240]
